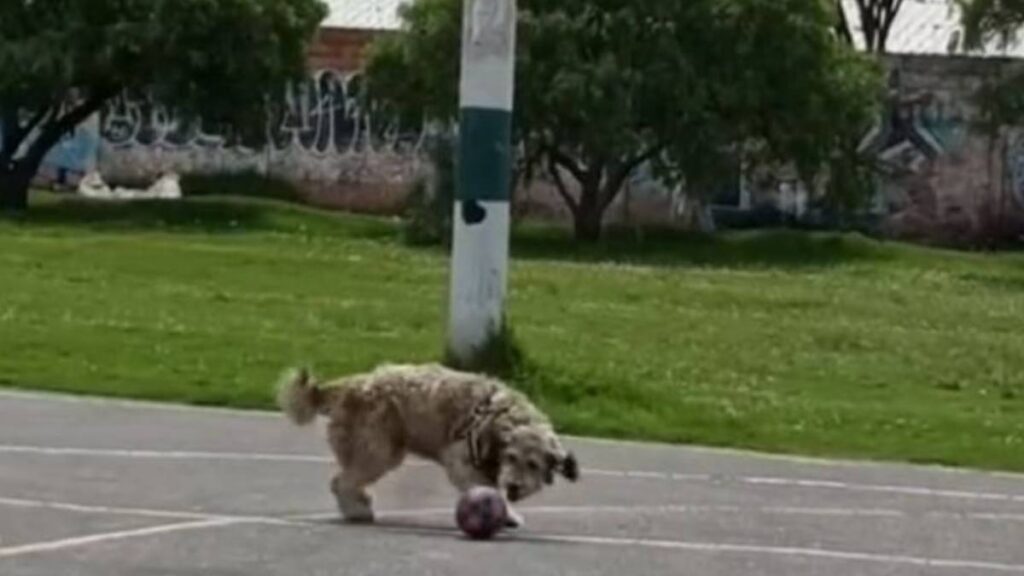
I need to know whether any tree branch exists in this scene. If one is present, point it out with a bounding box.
[0,107,17,167]
[547,155,579,216]
[20,106,57,145]
[600,145,664,211]
[852,0,903,52]
[1,104,55,166]
[854,0,878,50]
[547,146,586,183]
[878,0,903,51]
[835,1,854,44]
[22,88,116,172]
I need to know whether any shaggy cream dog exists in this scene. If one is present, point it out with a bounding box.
[277,363,579,526]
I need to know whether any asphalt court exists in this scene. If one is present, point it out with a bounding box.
[1,389,1023,575]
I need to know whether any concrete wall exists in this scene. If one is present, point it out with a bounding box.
[865,54,1024,245]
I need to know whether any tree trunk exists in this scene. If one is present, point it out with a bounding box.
[0,87,116,216]
[0,166,32,213]
[573,183,604,242]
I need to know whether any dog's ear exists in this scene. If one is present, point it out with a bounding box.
[470,425,509,483]
[561,451,580,482]
[471,427,498,460]
[486,426,510,459]
[545,449,579,483]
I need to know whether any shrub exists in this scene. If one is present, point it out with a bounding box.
[401,136,455,246]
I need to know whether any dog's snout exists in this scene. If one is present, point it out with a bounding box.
[507,484,522,502]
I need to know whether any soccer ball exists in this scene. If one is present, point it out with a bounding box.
[455,486,508,540]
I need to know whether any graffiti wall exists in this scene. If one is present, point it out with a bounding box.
[46,50,1024,244]
[860,69,968,176]
[42,115,101,184]
[859,55,1023,244]
[96,69,428,213]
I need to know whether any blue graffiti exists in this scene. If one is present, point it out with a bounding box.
[43,123,99,174]
[0,119,98,177]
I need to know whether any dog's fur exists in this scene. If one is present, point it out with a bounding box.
[276,363,579,526]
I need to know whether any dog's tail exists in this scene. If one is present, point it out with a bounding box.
[276,367,324,426]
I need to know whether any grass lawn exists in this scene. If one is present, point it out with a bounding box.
[1,194,1023,472]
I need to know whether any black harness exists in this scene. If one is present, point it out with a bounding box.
[452,393,511,468]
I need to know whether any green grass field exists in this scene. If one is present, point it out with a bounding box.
[1,194,1023,471]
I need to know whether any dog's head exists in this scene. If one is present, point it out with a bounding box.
[496,426,579,503]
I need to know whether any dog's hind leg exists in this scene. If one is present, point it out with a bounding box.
[327,415,405,524]
[330,469,378,523]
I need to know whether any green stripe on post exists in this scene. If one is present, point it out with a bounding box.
[457,107,513,202]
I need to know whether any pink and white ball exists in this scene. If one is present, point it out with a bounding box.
[455,486,508,540]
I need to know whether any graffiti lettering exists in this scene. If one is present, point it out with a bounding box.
[100,69,422,156]
[95,68,428,192]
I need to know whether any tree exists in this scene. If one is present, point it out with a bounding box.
[366,0,882,241]
[841,0,907,52]
[960,0,1024,49]
[958,0,1024,128]
[0,0,327,212]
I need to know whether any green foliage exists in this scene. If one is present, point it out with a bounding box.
[364,0,883,240]
[821,141,881,217]
[841,0,907,52]
[364,0,462,126]
[0,0,327,209]
[957,0,1024,130]
[443,320,528,381]
[959,0,1024,50]
[401,135,456,246]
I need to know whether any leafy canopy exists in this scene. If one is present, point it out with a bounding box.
[0,0,327,209]
[958,0,1024,129]
[841,0,907,52]
[365,0,883,239]
[960,0,1024,49]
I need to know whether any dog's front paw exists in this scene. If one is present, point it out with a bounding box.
[336,492,376,524]
[504,507,525,529]
[341,509,376,524]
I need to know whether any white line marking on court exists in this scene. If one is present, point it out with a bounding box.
[0,444,332,463]
[0,388,281,419]
[7,495,998,530]
[519,533,1024,573]
[587,467,1024,504]
[2,443,1022,505]
[583,468,711,481]
[2,495,1022,570]
[0,496,296,528]
[512,505,910,519]
[0,496,213,521]
[743,476,1024,504]
[292,503,1024,524]
[0,518,239,559]
[568,435,1024,480]
[0,495,302,527]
